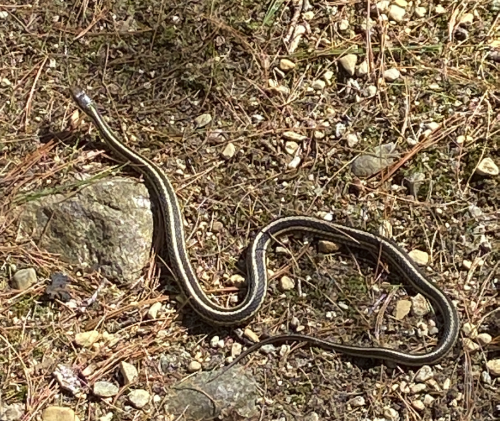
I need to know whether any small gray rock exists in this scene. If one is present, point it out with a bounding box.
[164,367,258,420]
[128,389,150,409]
[17,177,153,284]
[41,407,79,421]
[119,361,138,385]
[93,381,119,398]
[0,402,24,421]
[351,143,398,177]
[11,268,37,290]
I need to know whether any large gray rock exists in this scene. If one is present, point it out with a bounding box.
[17,177,153,283]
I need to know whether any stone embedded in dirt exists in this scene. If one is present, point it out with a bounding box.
[119,361,138,385]
[388,4,406,22]
[243,328,259,342]
[411,293,431,316]
[194,113,212,128]
[42,407,79,421]
[383,68,401,82]
[394,300,412,320]
[476,157,499,176]
[409,249,429,266]
[17,177,153,284]
[75,331,100,348]
[283,131,307,142]
[221,143,236,159]
[486,359,500,376]
[128,389,150,409]
[279,59,296,71]
[415,365,434,382]
[147,302,162,319]
[415,6,427,17]
[318,240,340,253]
[285,141,299,155]
[279,275,295,291]
[187,360,202,373]
[11,268,37,290]
[93,381,119,398]
[338,54,358,76]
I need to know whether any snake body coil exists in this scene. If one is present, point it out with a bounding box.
[71,87,459,366]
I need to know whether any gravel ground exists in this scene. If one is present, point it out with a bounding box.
[0,0,499,420]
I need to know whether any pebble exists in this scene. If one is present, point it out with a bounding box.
[119,361,138,385]
[194,113,212,128]
[212,221,224,232]
[128,389,150,409]
[42,407,79,421]
[411,293,431,316]
[486,359,500,376]
[231,342,243,357]
[463,338,480,352]
[210,336,220,348]
[388,5,406,22]
[346,133,359,147]
[383,68,400,82]
[338,19,349,31]
[285,141,300,155]
[74,331,100,348]
[279,59,296,71]
[279,276,295,291]
[11,268,37,290]
[476,157,499,176]
[462,259,472,270]
[0,11,8,20]
[415,365,433,382]
[435,4,446,14]
[459,13,474,26]
[482,370,492,384]
[323,70,334,81]
[93,381,119,398]
[443,378,451,390]
[100,413,114,421]
[410,383,426,394]
[383,407,399,420]
[411,400,425,411]
[311,79,326,90]
[318,240,340,253]
[314,130,325,139]
[476,333,492,345]
[187,360,202,373]
[414,6,426,17]
[339,54,358,76]
[244,328,260,342]
[423,394,435,406]
[365,85,377,97]
[394,300,411,320]
[349,396,366,407]
[229,274,246,287]
[222,143,236,159]
[288,156,301,169]
[283,131,307,142]
[462,322,478,338]
[338,302,348,310]
[408,250,429,266]
[147,302,162,319]
[356,61,369,76]
[290,316,300,329]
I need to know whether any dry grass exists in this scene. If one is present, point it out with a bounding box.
[0,0,499,420]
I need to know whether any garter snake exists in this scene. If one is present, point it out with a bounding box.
[70,86,459,366]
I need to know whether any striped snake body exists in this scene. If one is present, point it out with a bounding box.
[71,87,459,366]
